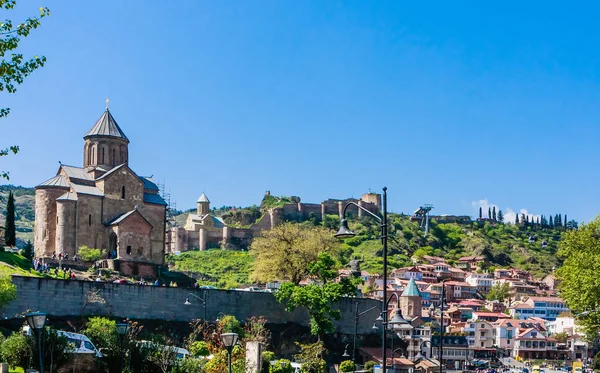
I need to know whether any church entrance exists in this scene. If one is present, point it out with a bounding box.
[108,232,117,259]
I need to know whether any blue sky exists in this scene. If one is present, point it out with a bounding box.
[2,1,599,222]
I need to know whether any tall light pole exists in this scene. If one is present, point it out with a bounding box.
[336,187,398,372]
[116,323,129,373]
[351,303,382,371]
[184,292,207,321]
[221,332,239,373]
[428,280,447,373]
[26,311,47,373]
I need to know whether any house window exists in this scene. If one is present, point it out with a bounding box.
[121,186,126,199]
[88,214,92,226]
[126,246,132,255]
[480,342,484,347]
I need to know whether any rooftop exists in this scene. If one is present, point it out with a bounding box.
[85,108,129,141]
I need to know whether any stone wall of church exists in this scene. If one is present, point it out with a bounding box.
[34,188,66,258]
[74,195,104,252]
[55,200,76,256]
[97,169,145,223]
[137,203,166,264]
[116,214,152,261]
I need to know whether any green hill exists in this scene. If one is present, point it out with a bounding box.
[0,185,36,246]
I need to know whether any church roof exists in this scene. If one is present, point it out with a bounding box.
[140,177,159,191]
[56,192,78,201]
[85,109,129,141]
[61,165,93,181]
[197,193,210,203]
[36,175,70,188]
[144,193,167,206]
[107,209,153,227]
[402,278,422,297]
[95,163,127,181]
[71,183,103,197]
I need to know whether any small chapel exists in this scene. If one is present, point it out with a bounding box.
[33,104,167,273]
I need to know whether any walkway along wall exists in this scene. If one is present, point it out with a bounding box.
[4,276,381,335]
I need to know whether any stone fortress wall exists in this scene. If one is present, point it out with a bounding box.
[3,276,381,336]
[167,192,382,252]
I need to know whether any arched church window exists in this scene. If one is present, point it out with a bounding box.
[89,214,92,226]
[121,186,126,199]
[101,148,105,164]
[126,246,132,255]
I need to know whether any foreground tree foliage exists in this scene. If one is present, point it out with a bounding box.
[557,216,600,339]
[250,222,339,284]
[486,282,510,303]
[293,341,326,373]
[0,273,16,307]
[275,253,359,337]
[1,0,49,179]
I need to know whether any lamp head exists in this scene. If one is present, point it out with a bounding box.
[116,323,129,335]
[25,312,47,330]
[414,351,426,360]
[371,323,379,330]
[221,332,239,348]
[388,310,410,329]
[375,313,384,322]
[184,297,191,305]
[334,219,355,239]
[342,350,350,357]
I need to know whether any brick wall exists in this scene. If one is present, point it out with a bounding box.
[4,276,381,335]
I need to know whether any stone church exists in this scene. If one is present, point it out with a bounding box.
[34,107,167,272]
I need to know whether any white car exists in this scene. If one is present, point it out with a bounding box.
[23,326,102,357]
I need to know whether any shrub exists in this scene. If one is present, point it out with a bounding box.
[270,359,294,373]
[339,360,355,372]
[0,332,31,369]
[189,340,210,357]
[364,361,377,372]
[78,245,105,262]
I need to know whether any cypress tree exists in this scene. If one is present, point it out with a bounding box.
[498,210,504,222]
[492,206,497,221]
[549,215,554,228]
[526,215,530,224]
[558,214,563,228]
[515,214,519,224]
[479,207,482,219]
[564,214,568,228]
[521,214,526,224]
[488,207,492,220]
[4,191,16,247]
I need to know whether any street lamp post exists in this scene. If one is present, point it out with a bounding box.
[184,292,207,321]
[221,332,239,373]
[351,303,382,371]
[336,187,396,372]
[26,312,47,373]
[116,323,129,373]
[428,279,447,373]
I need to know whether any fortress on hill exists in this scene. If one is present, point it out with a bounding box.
[167,191,382,252]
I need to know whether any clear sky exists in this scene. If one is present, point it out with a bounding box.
[2,1,599,222]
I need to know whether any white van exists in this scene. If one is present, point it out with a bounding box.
[23,326,102,357]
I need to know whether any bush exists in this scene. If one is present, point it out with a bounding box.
[0,332,31,369]
[339,360,355,372]
[189,340,210,357]
[78,245,105,262]
[270,359,293,373]
[364,361,377,372]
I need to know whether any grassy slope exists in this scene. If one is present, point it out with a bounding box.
[167,249,254,288]
[0,252,40,277]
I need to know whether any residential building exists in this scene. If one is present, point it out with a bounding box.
[512,328,558,360]
[465,273,494,295]
[430,335,472,371]
[456,256,487,271]
[522,296,569,321]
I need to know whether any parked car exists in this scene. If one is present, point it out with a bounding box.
[23,326,102,357]
[113,279,133,284]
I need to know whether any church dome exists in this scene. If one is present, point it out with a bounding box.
[85,108,129,142]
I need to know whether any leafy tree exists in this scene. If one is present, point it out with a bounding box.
[22,239,33,259]
[293,341,326,373]
[0,274,16,307]
[141,334,181,373]
[83,317,120,371]
[1,1,50,180]
[220,314,244,335]
[497,210,504,223]
[479,207,482,219]
[553,331,568,344]
[250,222,339,285]
[77,245,105,262]
[275,253,359,337]
[36,327,73,372]
[486,282,510,302]
[0,332,30,369]
[557,216,600,340]
[4,191,15,246]
[492,206,496,221]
